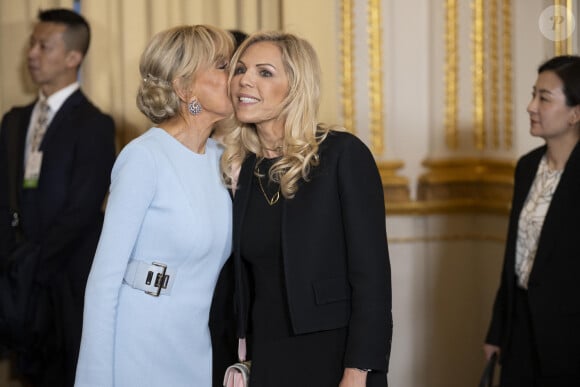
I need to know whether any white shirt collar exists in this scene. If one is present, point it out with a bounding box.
[39,82,80,113]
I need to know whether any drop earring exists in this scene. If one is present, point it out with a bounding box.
[188,99,202,115]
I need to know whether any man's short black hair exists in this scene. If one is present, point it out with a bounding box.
[38,8,91,56]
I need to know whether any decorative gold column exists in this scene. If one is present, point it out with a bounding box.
[340,0,356,133]
[490,0,500,148]
[473,0,486,150]
[444,0,458,149]
[555,0,564,54]
[567,0,574,53]
[503,0,513,148]
[339,0,410,209]
[368,0,384,156]
[369,1,410,207]
[417,158,514,213]
[415,0,515,214]
[554,0,575,55]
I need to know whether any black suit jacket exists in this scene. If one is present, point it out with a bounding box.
[486,141,580,375]
[0,89,116,385]
[233,130,392,372]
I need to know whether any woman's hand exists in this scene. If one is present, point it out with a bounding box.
[483,343,500,360]
[338,368,368,387]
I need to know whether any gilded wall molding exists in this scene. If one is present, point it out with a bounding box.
[379,158,514,215]
[473,0,486,150]
[490,0,500,148]
[555,0,563,55]
[368,0,384,155]
[445,0,459,149]
[340,0,356,133]
[567,0,574,53]
[407,158,514,215]
[443,0,513,151]
[553,0,574,55]
[339,1,517,216]
[378,161,410,204]
[388,233,506,244]
[503,0,513,149]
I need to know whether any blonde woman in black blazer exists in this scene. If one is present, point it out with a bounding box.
[221,31,392,387]
[484,55,580,386]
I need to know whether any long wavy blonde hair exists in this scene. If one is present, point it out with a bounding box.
[221,31,338,198]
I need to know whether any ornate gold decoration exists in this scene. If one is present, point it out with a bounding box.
[490,0,499,148]
[341,0,356,133]
[473,0,486,150]
[408,158,515,215]
[377,158,514,215]
[503,0,513,149]
[388,233,506,244]
[445,0,459,149]
[553,0,574,55]
[442,0,513,151]
[378,161,410,204]
[567,0,573,54]
[555,0,563,55]
[368,0,384,155]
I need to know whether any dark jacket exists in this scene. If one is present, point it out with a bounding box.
[486,141,580,375]
[233,130,392,372]
[0,89,116,386]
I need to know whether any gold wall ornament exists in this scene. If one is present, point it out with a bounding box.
[442,0,513,151]
[473,0,486,150]
[411,158,514,215]
[503,0,513,149]
[490,0,500,149]
[341,0,356,133]
[552,0,574,55]
[378,161,410,204]
[368,0,384,155]
[387,233,506,244]
[445,0,459,149]
[567,0,573,54]
[555,0,564,55]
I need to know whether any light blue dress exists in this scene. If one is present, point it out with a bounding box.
[74,127,232,387]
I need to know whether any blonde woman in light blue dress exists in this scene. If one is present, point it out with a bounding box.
[75,25,235,387]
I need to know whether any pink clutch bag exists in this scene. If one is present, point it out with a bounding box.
[223,338,250,387]
[223,361,251,387]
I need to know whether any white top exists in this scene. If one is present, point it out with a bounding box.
[515,155,562,289]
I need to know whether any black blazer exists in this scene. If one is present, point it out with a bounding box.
[233,130,392,372]
[486,141,580,375]
[0,89,116,385]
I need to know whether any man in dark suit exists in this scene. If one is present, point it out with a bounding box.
[0,8,116,387]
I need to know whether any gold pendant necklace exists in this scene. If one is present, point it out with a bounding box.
[254,162,280,206]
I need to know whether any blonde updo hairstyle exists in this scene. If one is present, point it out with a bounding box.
[136,25,234,124]
[221,31,336,198]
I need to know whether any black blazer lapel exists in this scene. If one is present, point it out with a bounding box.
[12,106,34,186]
[39,90,85,150]
[233,154,256,250]
[233,153,256,336]
[532,141,580,275]
[500,146,545,291]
